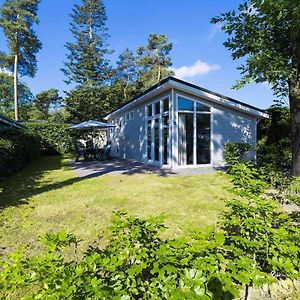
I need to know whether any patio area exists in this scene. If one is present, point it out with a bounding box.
[71,158,219,178]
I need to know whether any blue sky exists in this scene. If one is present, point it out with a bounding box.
[0,0,278,108]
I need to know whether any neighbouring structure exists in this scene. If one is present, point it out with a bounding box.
[105,77,268,168]
[0,114,26,131]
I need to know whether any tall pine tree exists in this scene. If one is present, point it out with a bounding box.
[114,48,138,101]
[136,34,173,90]
[62,0,111,87]
[0,0,42,120]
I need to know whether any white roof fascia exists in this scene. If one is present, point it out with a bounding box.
[104,82,171,120]
[168,79,269,119]
[105,78,269,120]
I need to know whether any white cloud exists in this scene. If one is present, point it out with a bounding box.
[0,68,12,76]
[173,60,221,79]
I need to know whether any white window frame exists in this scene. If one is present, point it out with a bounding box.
[145,96,170,165]
[176,93,213,167]
[125,111,134,122]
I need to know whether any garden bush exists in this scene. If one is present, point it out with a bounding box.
[1,139,299,299]
[1,202,299,299]
[257,106,291,173]
[27,122,77,154]
[0,129,40,181]
[224,141,253,171]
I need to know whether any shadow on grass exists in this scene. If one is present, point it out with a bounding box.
[0,155,84,210]
[0,155,173,211]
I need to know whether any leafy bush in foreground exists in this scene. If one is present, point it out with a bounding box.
[1,150,299,299]
[1,200,299,300]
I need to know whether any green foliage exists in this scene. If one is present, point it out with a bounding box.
[64,85,112,122]
[257,106,292,172]
[222,197,300,285]
[224,141,253,168]
[1,199,299,299]
[62,0,111,86]
[0,0,42,77]
[0,129,40,181]
[228,162,267,198]
[136,33,174,90]
[0,212,237,299]
[29,89,62,121]
[0,73,33,119]
[211,0,300,98]
[211,0,300,175]
[222,158,300,293]
[113,48,139,102]
[27,122,77,154]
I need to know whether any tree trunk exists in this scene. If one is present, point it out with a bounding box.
[14,54,19,121]
[289,84,300,176]
[157,65,161,83]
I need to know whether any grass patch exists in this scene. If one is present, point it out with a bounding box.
[0,155,233,256]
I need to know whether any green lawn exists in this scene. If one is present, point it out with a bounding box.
[0,155,233,256]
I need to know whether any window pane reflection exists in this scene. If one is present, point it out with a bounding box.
[178,97,194,111]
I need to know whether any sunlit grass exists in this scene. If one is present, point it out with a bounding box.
[0,155,233,256]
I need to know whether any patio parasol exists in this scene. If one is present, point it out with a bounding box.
[69,120,116,130]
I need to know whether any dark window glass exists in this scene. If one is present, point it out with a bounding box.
[196,114,211,164]
[196,101,210,112]
[163,116,169,164]
[154,101,160,115]
[178,113,194,165]
[154,119,159,161]
[178,96,194,111]
[163,98,169,112]
[185,114,194,164]
[147,120,151,160]
[147,105,152,117]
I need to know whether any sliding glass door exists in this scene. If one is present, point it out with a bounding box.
[178,113,194,165]
[178,96,211,166]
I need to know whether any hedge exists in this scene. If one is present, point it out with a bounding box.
[0,129,40,181]
[27,122,77,154]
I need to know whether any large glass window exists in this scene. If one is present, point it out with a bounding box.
[178,96,194,111]
[196,102,210,112]
[178,96,211,165]
[196,114,211,164]
[163,98,169,113]
[147,105,152,117]
[178,113,194,165]
[154,101,160,115]
[145,97,169,164]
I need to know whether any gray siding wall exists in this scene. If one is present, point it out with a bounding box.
[212,106,256,167]
[109,102,146,162]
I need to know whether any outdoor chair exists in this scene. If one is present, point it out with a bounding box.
[75,141,87,161]
[99,142,111,160]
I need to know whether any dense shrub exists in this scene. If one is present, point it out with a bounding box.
[257,106,291,172]
[0,129,40,181]
[1,199,299,299]
[224,141,253,170]
[27,122,77,154]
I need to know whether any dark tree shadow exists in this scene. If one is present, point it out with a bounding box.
[0,155,83,210]
[207,277,235,300]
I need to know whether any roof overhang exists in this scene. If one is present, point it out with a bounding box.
[104,77,269,120]
[0,114,26,130]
